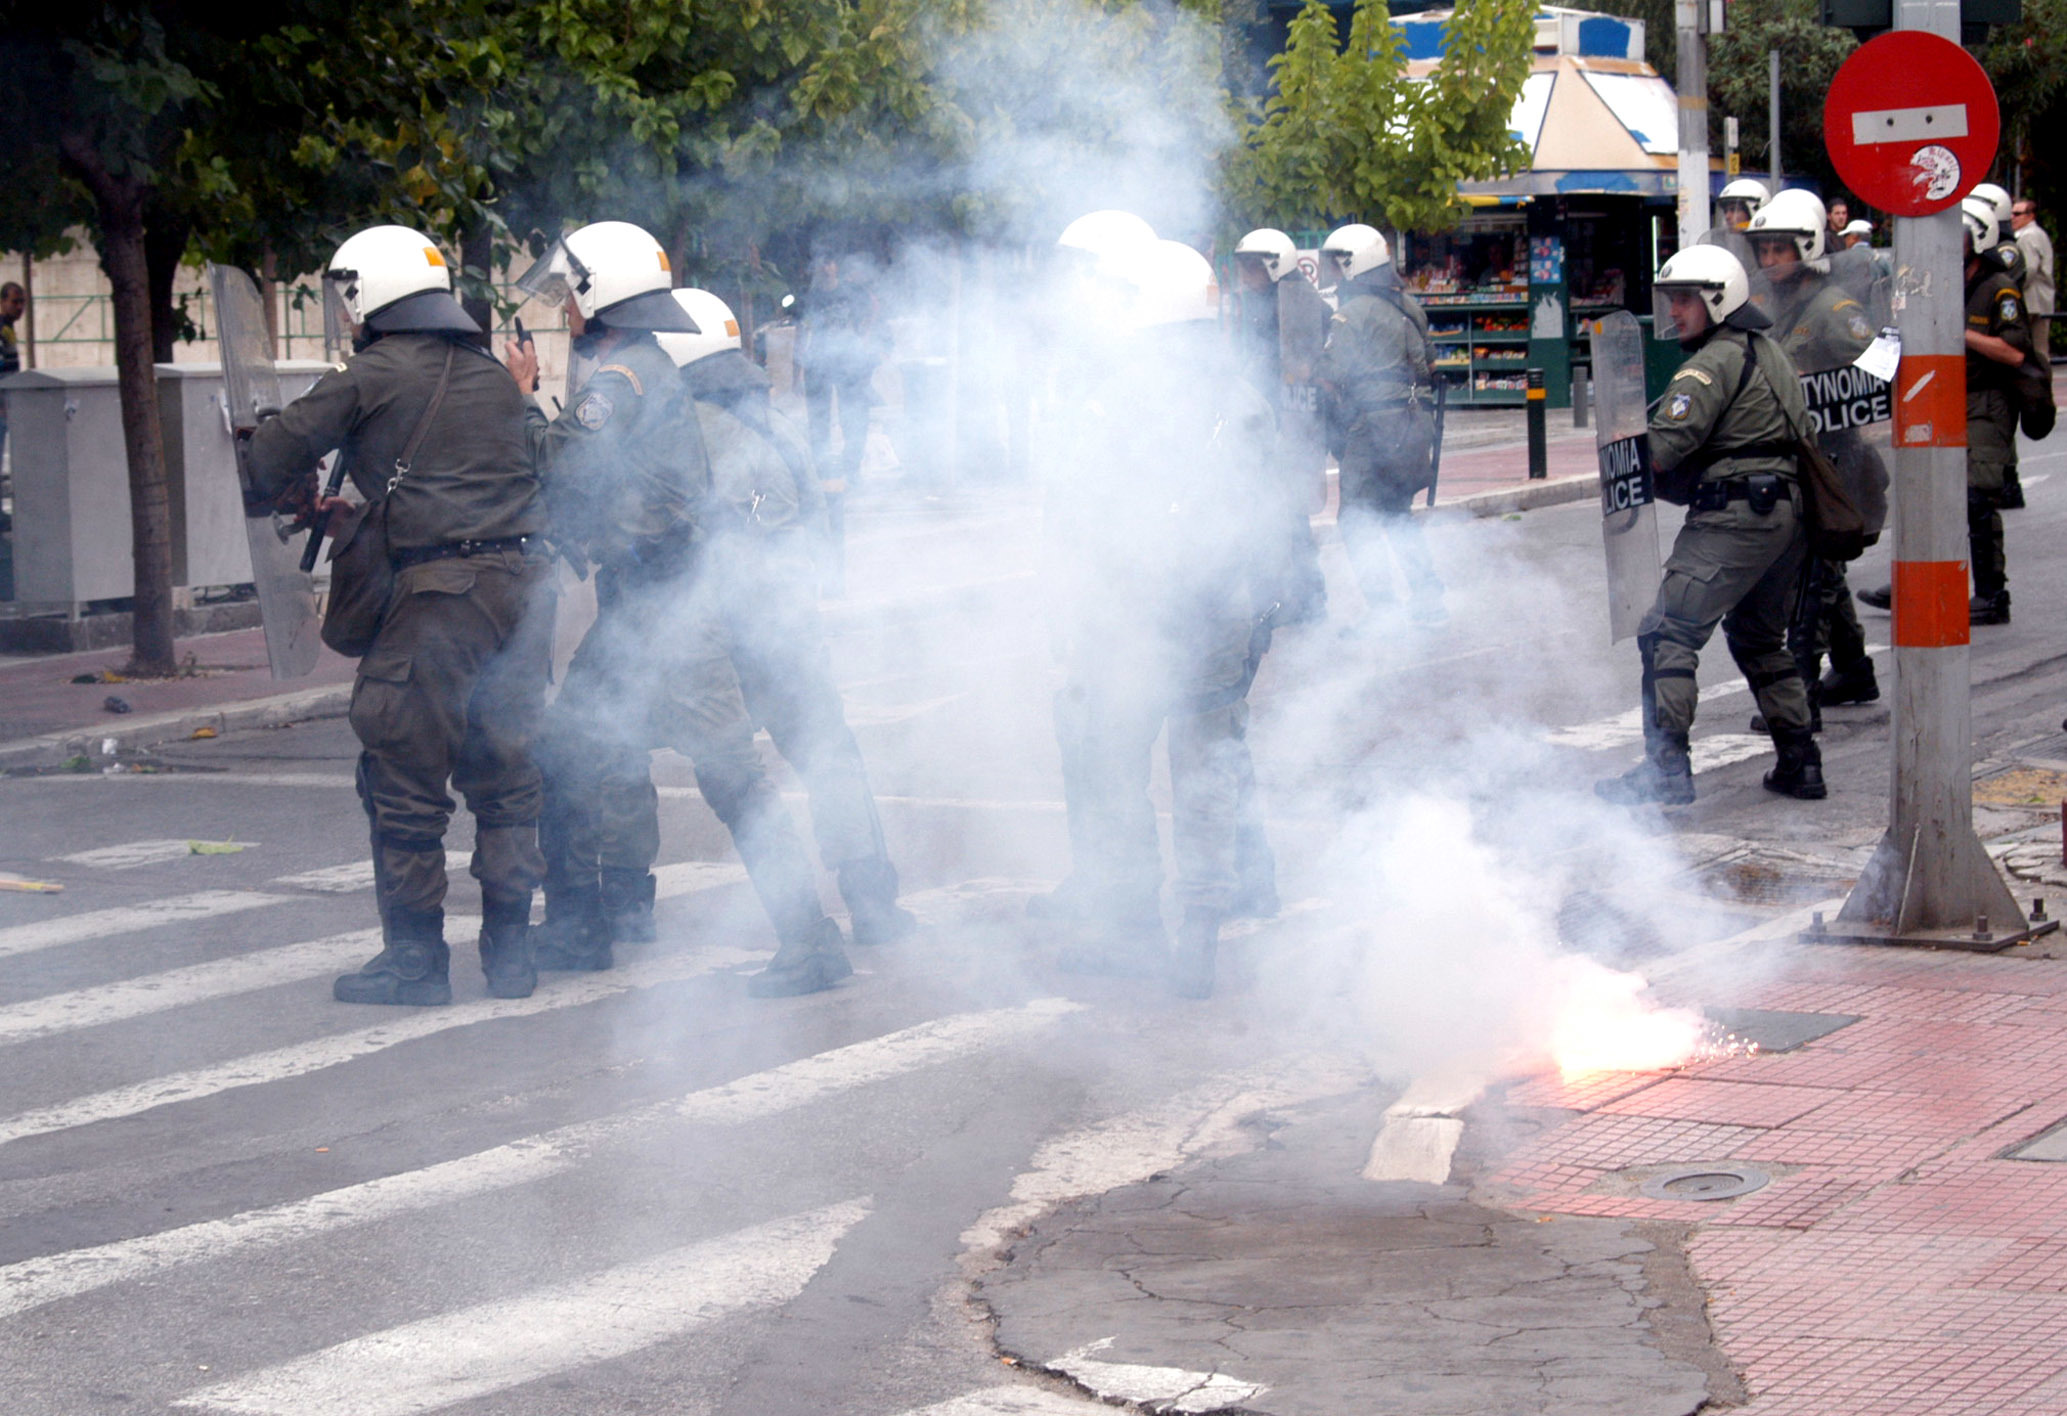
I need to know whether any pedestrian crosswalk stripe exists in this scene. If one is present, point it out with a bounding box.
[0,890,281,961]
[0,925,391,1046]
[893,1390,1125,1415]
[0,945,767,1151]
[0,1002,1077,1320]
[173,1199,871,1416]
[55,839,235,870]
[0,861,750,1049]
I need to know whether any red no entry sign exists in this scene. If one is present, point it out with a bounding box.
[1824,30,2000,217]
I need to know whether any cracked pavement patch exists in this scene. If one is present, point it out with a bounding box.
[977,1088,1725,1415]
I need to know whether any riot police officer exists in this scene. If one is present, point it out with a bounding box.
[1700,177,1770,265]
[1744,190,1886,719]
[247,225,553,1005]
[1044,238,1290,997]
[656,287,917,946]
[1959,197,2033,625]
[1596,245,1821,806]
[1233,227,1330,624]
[1314,223,1444,624]
[1972,183,2032,510]
[505,221,852,997]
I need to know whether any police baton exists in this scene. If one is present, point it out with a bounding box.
[1424,377,1449,509]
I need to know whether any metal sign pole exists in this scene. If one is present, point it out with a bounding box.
[1675,0,1713,246]
[1820,0,2051,950]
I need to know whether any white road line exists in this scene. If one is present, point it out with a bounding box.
[0,925,390,1047]
[959,1053,1370,1262]
[0,863,751,1049]
[55,839,241,870]
[0,1001,1078,1319]
[174,1199,871,1416]
[1047,1338,1266,1414]
[272,854,464,893]
[0,946,766,1150]
[895,1389,1123,1415]
[0,891,281,961]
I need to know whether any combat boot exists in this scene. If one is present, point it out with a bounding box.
[748,916,854,997]
[1818,659,1880,706]
[1856,584,1892,611]
[1970,591,2011,626]
[838,858,918,947]
[1750,698,1822,735]
[531,881,613,972]
[1594,733,1694,807]
[477,894,536,1000]
[1057,901,1169,977]
[335,908,451,1006]
[1763,727,1828,800]
[1167,907,1222,1000]
[2001,468,2026,509]
[600,868,657,945]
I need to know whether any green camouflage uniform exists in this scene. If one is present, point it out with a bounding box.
[1965,266,2030,603]
[248,333,551,949]
[527,334,834,960]
[1314,270,1440,610]
[1641,326,1814,742]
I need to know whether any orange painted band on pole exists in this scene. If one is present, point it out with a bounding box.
[1893,354,1966,448]
[1892,559,1970,647]
[1526,387,1547,400]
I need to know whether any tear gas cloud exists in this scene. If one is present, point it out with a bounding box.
[557,0,1768,1109]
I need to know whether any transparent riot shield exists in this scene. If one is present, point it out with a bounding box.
[1590,310,1661,643]
[1753,261,1894,539]
[209,263,323,680]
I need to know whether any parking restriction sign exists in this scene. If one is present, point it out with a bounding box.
[1824,30,2000,217]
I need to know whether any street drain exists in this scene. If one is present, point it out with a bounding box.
[1637,1164,1771,1201]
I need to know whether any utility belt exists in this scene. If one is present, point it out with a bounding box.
[390,534,540,569]
[1688,472,1794,515]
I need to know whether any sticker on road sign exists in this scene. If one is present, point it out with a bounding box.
[1911,144,1961,201]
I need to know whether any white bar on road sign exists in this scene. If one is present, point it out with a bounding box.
[1851,103,1969,145]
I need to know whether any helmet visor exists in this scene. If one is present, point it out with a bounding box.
[321,272,356,350]
[513,237,587,307]
[1652,283,1715,342]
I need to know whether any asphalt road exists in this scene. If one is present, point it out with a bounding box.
[4,440,2066,1416]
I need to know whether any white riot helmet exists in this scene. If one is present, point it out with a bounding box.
[1234,228,1299,282]
[1961,196,2000,254]
[1057,209,1159,262]
[1716,177,1771,229]
[1744,188,1828,263]
[1121,239,1220,329]
[1320,223,1391,283]
[513,220,698,331]
[655,289,742,367]
[1652,244,1767,342]
[324,225,479,336]
[1971,182,2013,232]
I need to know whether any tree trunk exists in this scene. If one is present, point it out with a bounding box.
[142,202,190,364]
[63,136,177,675]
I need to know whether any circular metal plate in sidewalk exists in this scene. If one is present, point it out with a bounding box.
[1638,1164,1771,1201]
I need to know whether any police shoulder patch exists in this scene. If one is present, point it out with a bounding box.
[1847,313,1872,340]
[1999,293,2024,324]
[1666,391,1694,421]
[1674,366,1715,387]
[573,391,614,430]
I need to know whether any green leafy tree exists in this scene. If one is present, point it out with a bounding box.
[1,11,212,674]
[1225,0,1535,236]
[1705,0,1855,198]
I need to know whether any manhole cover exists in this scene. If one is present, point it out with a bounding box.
[1695,858,1854,906]
[1638,1164,1771,1201]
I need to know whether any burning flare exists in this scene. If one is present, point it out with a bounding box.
[1547,959,1705,1079]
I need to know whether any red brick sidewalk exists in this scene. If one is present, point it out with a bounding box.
[1489,942,2067,1414]
[0,627,355,746]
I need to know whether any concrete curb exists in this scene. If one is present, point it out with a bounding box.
[1426,471,1597,519]
[0,682,353,772]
